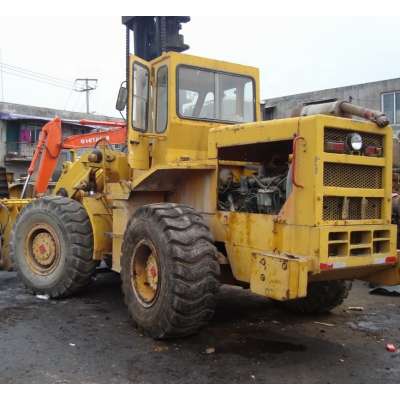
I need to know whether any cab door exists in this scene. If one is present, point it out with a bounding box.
[128,56,152,169]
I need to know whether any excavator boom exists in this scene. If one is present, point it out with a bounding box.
[62,126,126,149]
[23,117,126,197]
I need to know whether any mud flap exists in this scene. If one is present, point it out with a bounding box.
[250,252,310,301]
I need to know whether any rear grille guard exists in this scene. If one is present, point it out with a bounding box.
[322,128,385,222]
[323,196,382,221]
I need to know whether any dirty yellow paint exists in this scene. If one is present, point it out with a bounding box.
[3,50,399,299]
[250,252,309,300]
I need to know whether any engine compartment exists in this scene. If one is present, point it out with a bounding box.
[217,140,292,214]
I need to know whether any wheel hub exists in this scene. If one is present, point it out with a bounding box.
[32,232,57,266]
[131,241,160,306]
[25,224,61,275]
[145,254,159,291]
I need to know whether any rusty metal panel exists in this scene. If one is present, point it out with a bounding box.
[250,252,309,301]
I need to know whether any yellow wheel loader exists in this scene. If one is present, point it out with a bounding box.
[4,16,400,338]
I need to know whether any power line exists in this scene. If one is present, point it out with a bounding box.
[0,61,84,89]
[0,62,86,91]
[0,60,100,113]
[2,69,76,90]
[2,67,78,90]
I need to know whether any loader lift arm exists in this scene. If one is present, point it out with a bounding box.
[21,117,126,198]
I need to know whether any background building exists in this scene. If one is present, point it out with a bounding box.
[261,77,400,137]
[0,102,122,178]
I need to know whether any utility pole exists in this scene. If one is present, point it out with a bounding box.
[74,78,98,114]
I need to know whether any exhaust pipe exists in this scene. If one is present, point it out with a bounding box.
[291,100,390,128]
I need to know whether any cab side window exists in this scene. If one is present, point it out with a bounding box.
[132,63,149,132]
[156,66,168,133]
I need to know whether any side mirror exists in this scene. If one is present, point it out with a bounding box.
[116,82,128,112]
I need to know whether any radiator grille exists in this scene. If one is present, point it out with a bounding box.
[365,198,382,219]
[323,196,382,220]
[324,127,384,153]
[324,163,382,189]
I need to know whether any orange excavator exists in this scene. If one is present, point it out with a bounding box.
[20,117,126,198]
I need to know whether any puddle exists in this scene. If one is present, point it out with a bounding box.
[213,333,306,357]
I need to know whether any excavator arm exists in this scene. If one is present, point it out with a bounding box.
[62,124,126,149]
[21,117,126,197]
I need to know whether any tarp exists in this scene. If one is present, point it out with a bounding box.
[369,285,400,296]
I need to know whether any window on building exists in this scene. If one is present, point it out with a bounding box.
[263,106,275,120]
[16,123,43,159]
[303,98,337,106]
[20,123,42,143]
[382,92,400,124]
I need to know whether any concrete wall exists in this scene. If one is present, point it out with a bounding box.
[262,77,400,136]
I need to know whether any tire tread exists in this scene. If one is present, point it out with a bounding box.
[280,280,352,314]
[121,203,220,338]
[10,195,97,298]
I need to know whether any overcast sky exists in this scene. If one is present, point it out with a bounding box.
[0,16,399,117]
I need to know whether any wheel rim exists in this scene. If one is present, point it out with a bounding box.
[130,240,160,307]
[25,223,61,276]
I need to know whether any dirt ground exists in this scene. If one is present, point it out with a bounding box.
[0,269,399,384]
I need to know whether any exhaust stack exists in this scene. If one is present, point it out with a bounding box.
[292,100,390,128]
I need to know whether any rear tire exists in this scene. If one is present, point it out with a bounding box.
[121,203,220,339]
[10,196,97,298]
[279,280,352,314]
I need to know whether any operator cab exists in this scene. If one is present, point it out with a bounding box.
[116,17,260,169]
[117,53,260,129]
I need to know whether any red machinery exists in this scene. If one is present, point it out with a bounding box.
[21,117,126,197]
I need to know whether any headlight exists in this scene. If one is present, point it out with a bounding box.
[347,133,363,151]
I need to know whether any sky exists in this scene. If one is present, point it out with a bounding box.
[0,16,399,118]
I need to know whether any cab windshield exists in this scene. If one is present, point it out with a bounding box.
[177,66,255,123]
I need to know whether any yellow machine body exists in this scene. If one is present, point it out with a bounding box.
[210,116,398,298]
[2,51,398,300]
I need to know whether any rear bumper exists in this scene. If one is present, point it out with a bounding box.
[318,224,397,270]
[217,212,399,299]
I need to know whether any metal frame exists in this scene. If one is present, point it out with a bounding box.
[131,61,150,133]
[155,65,168,134]
[175,64,256,125]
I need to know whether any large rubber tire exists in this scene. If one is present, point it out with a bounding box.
[10,196,97,298]
[279,280,352,314]
[0,167,9,198]
[121,203,220,339]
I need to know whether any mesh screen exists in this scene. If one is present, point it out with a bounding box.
[323,196,382,220]
[324,163,382,189]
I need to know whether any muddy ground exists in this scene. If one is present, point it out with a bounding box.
[0,270,399,383]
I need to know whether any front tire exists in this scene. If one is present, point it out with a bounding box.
[121,203,220,339]
[10,196,97,298]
